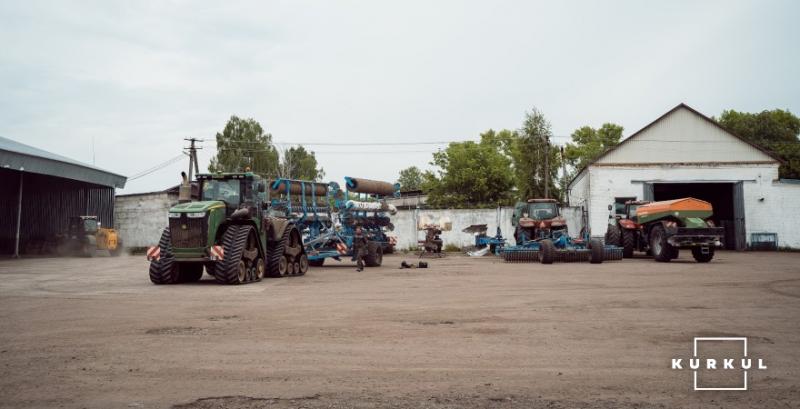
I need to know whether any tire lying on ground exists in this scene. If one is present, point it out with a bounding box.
[364,241,383,267]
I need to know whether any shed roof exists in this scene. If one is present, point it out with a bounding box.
[567,103,782,189]
[0,135,127,188]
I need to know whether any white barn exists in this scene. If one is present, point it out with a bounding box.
[567,103,800,249]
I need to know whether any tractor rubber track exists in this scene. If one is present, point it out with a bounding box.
[266,227,290,277]
[149,228,180,284]
[215,225,260,285]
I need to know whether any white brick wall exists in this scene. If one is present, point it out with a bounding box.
[114,193,176,248]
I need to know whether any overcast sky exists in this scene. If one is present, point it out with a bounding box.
[1,0,798,193]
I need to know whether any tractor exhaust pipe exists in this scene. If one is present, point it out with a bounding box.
[178,171,192,203]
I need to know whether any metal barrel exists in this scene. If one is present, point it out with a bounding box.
[344,177,399,196]
[270,179,329,196]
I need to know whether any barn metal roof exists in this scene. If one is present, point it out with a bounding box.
[0,135,127,188]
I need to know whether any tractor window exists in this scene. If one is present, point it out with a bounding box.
[628,204,641,220]
[83,219,98,233]
[614,197,636,215]
[528,203,558,219]
[202,179,241,206]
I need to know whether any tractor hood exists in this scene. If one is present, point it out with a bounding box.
[169,201,226,213]
[518,216,567,228]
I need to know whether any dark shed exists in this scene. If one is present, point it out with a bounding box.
[0,136,127,256]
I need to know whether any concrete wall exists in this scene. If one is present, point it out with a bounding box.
[115,192,175,248]
[569,163,800,248]
[389,206,583,250]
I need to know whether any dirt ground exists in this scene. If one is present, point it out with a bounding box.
[0,251,799,409]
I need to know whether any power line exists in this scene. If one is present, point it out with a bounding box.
[128,153,186,180]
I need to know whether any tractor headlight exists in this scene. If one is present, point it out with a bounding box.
[168,212,181,218]
[187,212,206,218]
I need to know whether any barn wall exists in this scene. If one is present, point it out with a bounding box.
[114,192,177,248]
[0,168,115,255]
[582,163,800,248]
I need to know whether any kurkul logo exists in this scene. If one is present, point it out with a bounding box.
[671,337,767,391]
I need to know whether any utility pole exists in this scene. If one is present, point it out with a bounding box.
[560,146,569,205]
[184,138,201,181]
[543,134,550,199]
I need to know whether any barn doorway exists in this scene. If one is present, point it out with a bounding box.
[644,182,745,250]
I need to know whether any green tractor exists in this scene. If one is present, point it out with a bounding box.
[147,172,307,284]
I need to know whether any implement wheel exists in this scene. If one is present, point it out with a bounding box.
[650,225,674,262]
[692,247,714,263]
[539,240,555,264]
[589,238,604,264]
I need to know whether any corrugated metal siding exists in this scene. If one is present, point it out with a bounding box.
[0,168,115,255]
[597,107,777,164]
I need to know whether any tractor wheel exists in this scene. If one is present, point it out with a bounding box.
[692,247,714,263]
[589,238,604,264]
[298,254,309,275]
[650,225,675,262]
[82,242,95,258]
[539,239,555,265]
[149,228,181,284]
[365,241,383,267]
[621,229,635,258]
[308,258,325,267]
[178,263,204,283]
[605,224,621,247]
[215,225,258,284]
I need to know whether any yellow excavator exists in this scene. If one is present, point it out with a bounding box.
[58,216,123,257]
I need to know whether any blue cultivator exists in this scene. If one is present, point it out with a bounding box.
[502,229,623,264]
[271,177,399,268]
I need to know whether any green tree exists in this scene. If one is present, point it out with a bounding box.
[717,109,800,178]
[512,108,561,201]
[278,146,325,181]
[208,115,279,178]
[424,139,515,208]
[397,166,424,191]
[563,123,623,171]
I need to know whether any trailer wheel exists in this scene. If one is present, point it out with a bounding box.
[589,238,604,264]
[539,239,555,264]
[149,228,180,284]
[692,247,714,262]
[650,225,674,262]
[621,229,635,258]
[605,224,621,247]
[365,242,383,267]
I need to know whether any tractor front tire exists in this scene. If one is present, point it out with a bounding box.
[539,239,555,264]
[650,225,675,262]
[692,247,714,263]
[149,228,180,284]
[605,224,621,247]
[365,242,383,267]
[215,225,253,285]
[621,229,635,258]
[589,238,604,264]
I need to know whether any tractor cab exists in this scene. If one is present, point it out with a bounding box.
[68,216,99,237]
[196,172,267,217]
[623,200,650,223]
[512,198,567,243]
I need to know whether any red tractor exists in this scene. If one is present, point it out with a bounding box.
[605,200,650,258]
[512,198,567,244]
